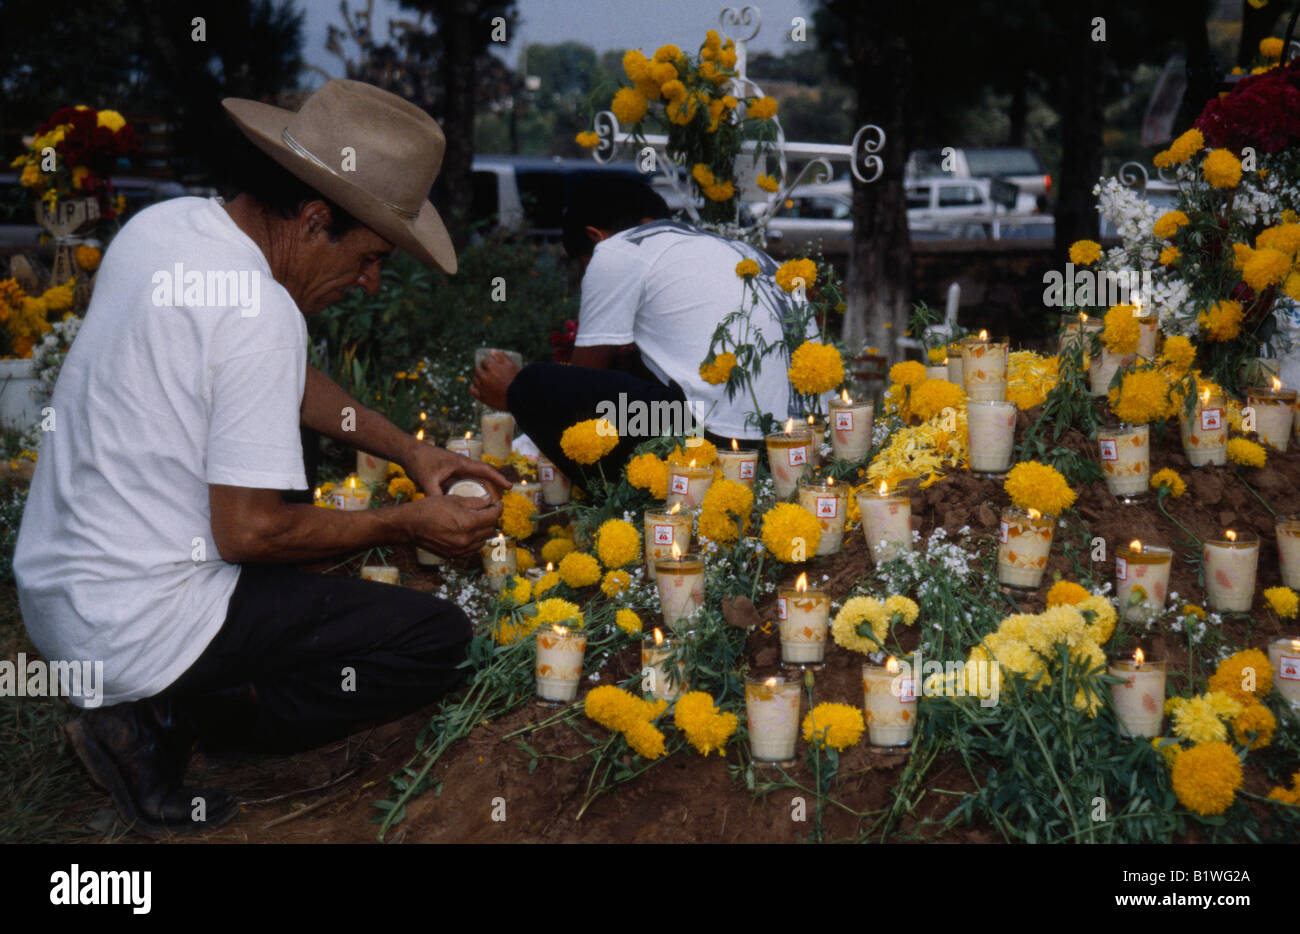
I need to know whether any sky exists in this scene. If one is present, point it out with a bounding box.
[299,0,813,86]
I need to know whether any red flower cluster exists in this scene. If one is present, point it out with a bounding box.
[35,106,139,218]
[1195,60,1300,154]
[550,318,577,362]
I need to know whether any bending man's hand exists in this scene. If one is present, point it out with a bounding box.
[405,438,510,498]
[469,350,522,413]
[403,492,503,558]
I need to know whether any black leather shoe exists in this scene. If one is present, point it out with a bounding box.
[65,699,239,838]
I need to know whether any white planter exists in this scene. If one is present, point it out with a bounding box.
[0,357,42,430]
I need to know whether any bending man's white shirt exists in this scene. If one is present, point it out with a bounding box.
[14,197,308,708]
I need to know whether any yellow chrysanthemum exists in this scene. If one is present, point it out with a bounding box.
[1159,245,1181,266]
[41,281,75,313]
[624,718,667,758]
[611,87,648,125]
[1260,36,1284,59]
[575,131,599,148]
[883,594,919,625]
[1226,437,1266,468]
[585,684,666,732]
[1160,335,1195,372]
[1167,127,1205,164]
[1004,460,1076,515]
[387,476,417,500]
[1243,247,1292,292]
[1170,741,1242,816]
[774,257,817,294]
[908,378,965,422]
[889,360,928,388]
[499,490,536,539]
[1150,468,1185,497]
[697,478,753,543]
[557,552,601,588]
[1046,580,1091,607]
[802,702,865,751]
[1168,694,1240,744]
[601,569,631,597]
[1198,299,1244,342]
[788,340,844,395]
[832,596,888,653]
[1077,595,1117,645]
[1102,303,1141,354]
[1203,149,1243,189]
[1152,210,1190,239]
[541,536,577,565]
[747,96,778,120]
[1265,585,1299,619]
[760,502,822,563]
[595,518,641,568]
[757,173,780,193]
[626,452,669,498]
[674,691,738,756]
[75,245,101,271]
[1068,239,1102,265]
[615,608,642,635]
[560,417,619,465]
[699,352,737,385]
[1112,368,1172,424]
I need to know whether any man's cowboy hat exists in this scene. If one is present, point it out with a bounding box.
[222,79,456,273]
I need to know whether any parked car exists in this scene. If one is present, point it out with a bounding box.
[906,146,1052,201]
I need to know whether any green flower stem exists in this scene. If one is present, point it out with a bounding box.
[1235,469,1278,519]
[1156,486,1202,550]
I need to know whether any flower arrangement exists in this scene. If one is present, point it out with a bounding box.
[10,105,138,217]
[1,276,82,358]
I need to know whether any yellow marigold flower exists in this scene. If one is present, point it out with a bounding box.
[501,574,532,607]
[1197,299,1244,342]
[601,569,631,597]
[760,502,822,563]
[75,244,101,271]
[575,131,599,148]
[693,162,716,186]
[595,518,641,568]
[1102,303,1141,354]
[515,548,536,572]
[1150,468,1185,497]
[1261,36,1284,59]
[534,571,561,595]
[1243,247,1292,292]
[1159,245,1180,266]
[1078,595,1117,644]
[703,179,735,201]
[541,536,576,565]
[1046,580,1091,607]
[734,258,760,279]
[1004,460,1076,516]
[889,360,928,388]
[703,29,722,52]
[1160,335,1195,372]
[1152,209,1190,239]
[1257,223,1300,256]
[1112,368,1172,424]
[1226,437,1266,468]
[387,476,417,500]
[560,417,618,465]
[1265,585,1299,619]
[622,48,651,81]
[615,608,641,635]
[1287,271,1300,302]
[1166,127,1205,164]
[926,346,947,364]
[96,109,126,132]
[652,43,681,63]
[558,552,601,588]
[660,79,687,104]
[1006,351,1059,410]
[832,596,888,653]
[747,96,778,120]
[1068,239,1102,265]
[585,684,666,732]
[499,490,536,539]
[718,44,737,69]
[1203,148,1242,188]
[757,173,780,192]
[667,437,717,468]
[699,352,737,386]
[696,478,753,544]
[41,280,75,313]
[624,718,667,758]
[611,87,648,125]
[883,594,919,624]
[674,691,738,756]
[1209,648,1275,703]
[1170,741,1242,815]
[788,340,844,395]
[666,94,699,125]
[626,452,669,498]
[802,702,865,751]
[533,597,584,629]
[1232,702,1276,749]
[1232,242,1255,271]
[774,257,817,293]
[907,378,964,422]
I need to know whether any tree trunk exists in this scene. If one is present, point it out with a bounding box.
[1177,0,1216,132]
[1054,5,1107,257]
[1238,0,1281,69]
[832,1,912,363]
[1008,77,1028,146]
[433,1,477,247]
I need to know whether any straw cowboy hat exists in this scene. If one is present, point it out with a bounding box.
[222,79,457,273]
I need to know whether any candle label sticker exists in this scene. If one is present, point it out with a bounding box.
[331,493,346,509]
[739,460,755,479]
[1116,556,1128,581]
[1279,654,1300,680]
[999,520,1009,544]
[898,678,917,702]
[777,597,788,620]
[1099,439,1118,461]
[652,524,674,545]
[834,410,854,430]
[815,496,838,518]
[669,474,690,494]
[1201,408,1222,431]
[540,466,554,481]
[788,446,807,467]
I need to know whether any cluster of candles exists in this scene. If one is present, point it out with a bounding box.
[951,331,1019,477]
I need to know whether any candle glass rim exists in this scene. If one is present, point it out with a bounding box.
[744,672,799,688]
[1117,543,1174,559]
[535,624,585,641]
[644,509,691,522]
[667,462,714,476]
[856,488,910,502]
[1001,504,1056,522]
[1098,421,1149,435]
[652,552,705,569]
[765,427,814,443]
[1107,656,1168,671]
[1276,514,1300,526]
[777,585,830,599]
[861,661,908,676]
[1267,636,1300,649]
[797,477,849,494]
[966,398,1017,410]
[1204,533,1260,548]
[1245,387,1297,400]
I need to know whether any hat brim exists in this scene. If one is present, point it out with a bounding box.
[221,97,457,274]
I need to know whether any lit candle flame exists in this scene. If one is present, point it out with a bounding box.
[795,572,808,592]
[1292,639,1300,651]
[1027,508,1041,520]
[668,502,682,515]
[1226,529,1237,542]
[545,562,554,572]
[784,417,793,434]
[344,474,362,489]
[764,676,778,688]
[1134,647,1145,668]
[827,476,834,487]
[416,428,425,441]
[653,628,664,646]
[313,486,322,500]
[689,459,697,468]
[1272,376,1283,393]
[1079,312,1088,323]
[552,625,567,636]
[418,411,427,422]
[807,414,816,425]
[1130,539,1142,554]
[841,389,851,404]
[886,656,899,674]
[731,438,739,451]
[978,329,988,341]
[464,430,472,440]
[878,481,888,496]
[1200,388,1211,405]
[670,542,682,560]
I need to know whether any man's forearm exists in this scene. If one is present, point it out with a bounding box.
[218,496,413,565]
[300,364,419,467]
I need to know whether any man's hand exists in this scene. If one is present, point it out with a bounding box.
[403,439,510,498]
[402,492,503,558]
[469,350,522,412]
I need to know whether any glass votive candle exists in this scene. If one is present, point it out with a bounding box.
[1115,540,1172,619]
[480,536,517,592]
[796,477,849,556]
[776,575,830,666]
[1135,314,1158,359]
[856,483,913,563]
[360,565,400,585]
[447,478,490,498]
[1059,315,1103,358]
[644,507,692,583]
[653,551,705,630]
[416,547,445,566]
[511,479,541,508]
[331,474,372,511]
[960,335,1009,402]
[966,400,1017,476]
[717,441,759,488]
[997,506,1054,590]
[641,629,685,703]
[764,425,812,500]
[535,625,587,704]
[745,674,802,763]
[356,450,388,484]
[1108,651,1166,737]
[1267,637,1300,705]
[537,455,571,506]
[1179,390,1226,466]
[862,657,918,746]
[805,416,827,468]
[1203,531,1259,613]
[1090,347,1134,396]
[925,362,949,381]
[946,344,965,386]
[447,433,483,461]
[666,461,714,510]
[480,410,514,462]
[829,391,874,462]
[1097,422,1150,502]
[1277,516,1300,590]
[1246,382,1297,452]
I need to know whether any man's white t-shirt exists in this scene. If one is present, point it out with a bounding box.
[14,197,308,707]
[573,220,801,440]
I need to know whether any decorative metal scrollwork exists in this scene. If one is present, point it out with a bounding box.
[719,6,761,42]
[850,124,886,184]
[1117,160,1148,190]
[592,111,619,165]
